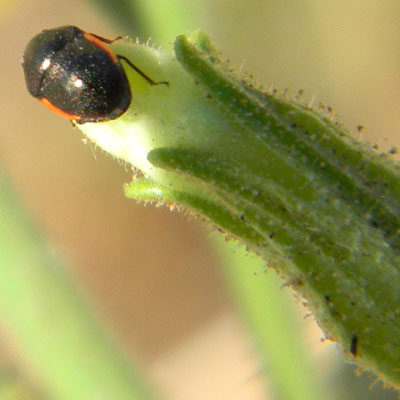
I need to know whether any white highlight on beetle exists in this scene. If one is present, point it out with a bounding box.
[73,78,83,88]
[40,58,51,71]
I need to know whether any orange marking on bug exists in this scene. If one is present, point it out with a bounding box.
[84,32,118,63]
[39,98,81,121]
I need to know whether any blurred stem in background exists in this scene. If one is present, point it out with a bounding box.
[0,168,157,399]
[92,0,199,41]
[212,234,327,400]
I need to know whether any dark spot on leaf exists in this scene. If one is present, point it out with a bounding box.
[350,334,358,357]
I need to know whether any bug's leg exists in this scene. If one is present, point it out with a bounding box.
[117,55,169,87]
[89,33,123,44]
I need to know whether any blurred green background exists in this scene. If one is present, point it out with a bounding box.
[1,0,400,398]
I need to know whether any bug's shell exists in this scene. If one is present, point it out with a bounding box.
[22,25,131,124]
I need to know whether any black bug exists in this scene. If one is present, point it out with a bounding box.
[22,25,168,124]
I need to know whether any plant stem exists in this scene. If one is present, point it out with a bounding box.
[79,31,400,389]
